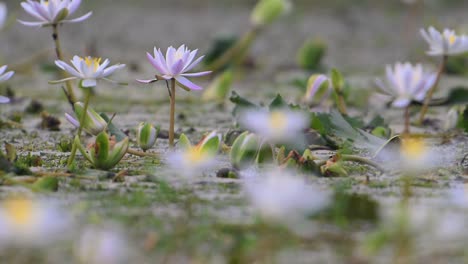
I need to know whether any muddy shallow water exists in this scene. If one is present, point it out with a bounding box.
[0,0,467,263]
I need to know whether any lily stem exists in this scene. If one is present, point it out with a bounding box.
[341,154,385,172]
[169,78,176,148]
[67,89,92,168]
[403,106,410,135]
[418,55,447,124]
[52,24,77,107]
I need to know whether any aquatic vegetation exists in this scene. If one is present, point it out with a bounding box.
[136,122,158,152]
[65,102,108,135]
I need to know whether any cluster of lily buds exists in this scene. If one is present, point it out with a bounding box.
[0,196,72,247]
[250,0,291,27]
[420,27,468,56]
[18,0,92,27]
[136,122,159,152]
[166,131,221,176]
[376,62,436,108]
[75,131,129,170]
[0,65,14,103]
[65,102,107,135]
[230,131,274,169]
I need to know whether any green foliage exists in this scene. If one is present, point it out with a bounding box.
[32,176,59,192]
[297,38,326,71]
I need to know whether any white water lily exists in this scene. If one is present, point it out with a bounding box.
[54,56,125,88]
[75,227,129,264]
[420,27,468,56]
[376,62,436,108]
[0,197,71,247]
[0,65,14,104]
[242,169,330,221]
[239,109,309,143]
[18,0,92,27]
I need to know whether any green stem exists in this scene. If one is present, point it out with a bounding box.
[126,148,159,158]
[336,91,348,116]
[403,106,410,135]
[67,89,92,168]
[206,26,259,72]
[52,24,77,107]
[341,154,385,172]
[418,55,447,124]
[169,78,176,148]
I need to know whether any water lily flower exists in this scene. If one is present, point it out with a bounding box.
[75,227,129,264]
[0,2,7,29]
[65,102,107,135]
[53,56,125,88]
[18,0,92,27]
[239,109,309,143]
[242,169,330,222]
[137,45,211,90]
[420,27,468,56]
[166,131,221,176]
[376,62,436,108]
[0,197,71,247]
[0,65,14,104]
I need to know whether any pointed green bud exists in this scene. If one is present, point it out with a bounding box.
[202,70,233,103]
[330,68,345,93]
[255,141,274,165]
[178,133,193,149]
[68,102,107,135]
[304,74,331,104]
[250,0,291,27]
[230,132,271,168]
[198,131,221,157]
[137,122,158,152]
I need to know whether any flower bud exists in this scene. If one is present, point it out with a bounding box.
[202,70,233,103]
[444,106,460,131]
[304,74,331,104]
[230,132,274,168]
[136,122,158,152]
[66,102,107,135]
[250,0,291,27]
[76,131,129,170]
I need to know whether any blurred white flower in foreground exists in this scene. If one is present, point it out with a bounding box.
[420,27,468,56]
[0,65,14,104]
[375,62,436,108]
[0,2,7,29]
[0,197,71,247]
[239,109,309,143]
[399,136,437,172]
[18,0,92,27]
[242,170,330,222]
[166,131,221,177]
[75,227,129,264]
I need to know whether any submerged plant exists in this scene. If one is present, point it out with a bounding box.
[52,56,125,168]
[376,62,436,134]
[0,65,14,104]
[419,27,468,122]
[75,131,129,170]
[137,45,211,148]
[18,0,92,105]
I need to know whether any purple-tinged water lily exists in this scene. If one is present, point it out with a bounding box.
[420,27,468,56]
[0,65,14,104]
[376,62,436,108]
[18,0,92,27]
[137,45,211,90]
[53,56,125,88]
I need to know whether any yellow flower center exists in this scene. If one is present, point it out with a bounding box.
[449,34,457,45]
[401,137,426,159]
[83,57,102,71]
[269,111,288,131]
[185,147,205,164]
[3,198,34,227]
